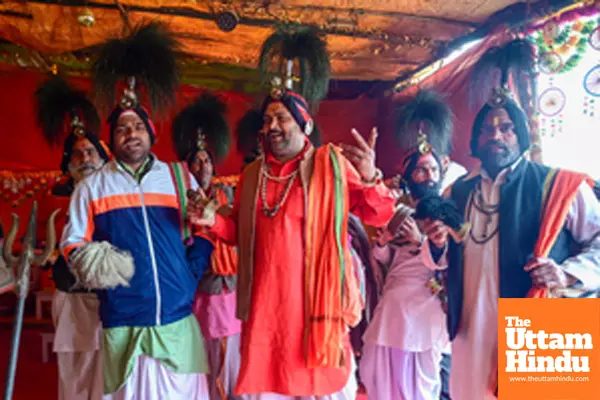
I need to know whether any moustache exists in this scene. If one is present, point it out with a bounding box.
[78,163,96,172]
[484,141,508,151]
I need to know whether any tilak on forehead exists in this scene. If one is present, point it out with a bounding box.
[92,22,181,148]
[468,39,537,155]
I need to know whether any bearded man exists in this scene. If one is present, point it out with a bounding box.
[445,40,600,400]
[359,90,452,400]
[36,74,110,400]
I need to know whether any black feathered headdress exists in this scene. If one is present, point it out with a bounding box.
[172,92,231,165]
[259,27,331,109]
[35,74,100,146]
[35,74,110,174]
[394,89,454,175]
[468,39,537,116]
[93,21,181,116]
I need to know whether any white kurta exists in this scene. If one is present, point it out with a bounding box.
[364,240,447,351]
[449,163,600,400]
[360,239,448,400]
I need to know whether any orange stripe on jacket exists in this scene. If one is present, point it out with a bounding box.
[62,202,95,259]
[91,193,179,215]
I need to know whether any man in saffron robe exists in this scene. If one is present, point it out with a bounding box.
[189,88,396,399]
[445,40,600,400]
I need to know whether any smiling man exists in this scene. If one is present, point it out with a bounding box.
[444,39,600,400]
[188,87,396,399]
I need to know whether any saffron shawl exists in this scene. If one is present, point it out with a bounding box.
[305,144,362,368]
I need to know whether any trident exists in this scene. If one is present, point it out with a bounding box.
[1,202,59,400]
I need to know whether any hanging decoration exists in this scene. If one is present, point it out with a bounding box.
[529,18,597,74]
[0,170,65,208]
[536,76,564,139]
[583,95,596,118]
[583,64,600,96]
[0,170,240,209]
[538,87,567,116]
[588,25,600,50]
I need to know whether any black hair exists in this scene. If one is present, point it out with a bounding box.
[470,99,530,157]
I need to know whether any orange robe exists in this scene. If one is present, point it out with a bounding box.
[212,145,395,396]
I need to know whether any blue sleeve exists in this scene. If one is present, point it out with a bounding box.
[187,237,214,280]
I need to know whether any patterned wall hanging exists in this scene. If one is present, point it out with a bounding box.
[537,77,565,138]
[531,18,597,74]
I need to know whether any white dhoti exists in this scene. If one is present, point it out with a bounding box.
[52,290,103,400]
[241,356,357,400]
[102,355,210,400]
[359,343,442,400]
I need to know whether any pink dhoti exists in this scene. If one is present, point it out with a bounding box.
[359,344,442,400]
[194,290,245,399]
[52,290,103,400]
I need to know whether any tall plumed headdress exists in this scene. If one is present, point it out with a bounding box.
[394,89,454,174]
[259,27,331,109]
[172,92,231,165]
[35,74,110,174]
[93,21,181,115]
[468,39,536,155]
[468,39,537,116]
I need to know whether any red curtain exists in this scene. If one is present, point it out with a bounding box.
[0,69,382,242]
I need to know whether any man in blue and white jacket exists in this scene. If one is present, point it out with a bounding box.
[61,106,214,400]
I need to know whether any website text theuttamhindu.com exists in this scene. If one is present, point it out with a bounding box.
[508,376,591,383]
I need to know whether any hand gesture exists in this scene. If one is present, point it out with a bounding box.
[524,258,576,289]
[340,127,378,182]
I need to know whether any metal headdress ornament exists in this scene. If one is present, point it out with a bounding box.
[259,27,331,109]
[93,21,181,116]
[469,39,537,115]
[395,89,454,167]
